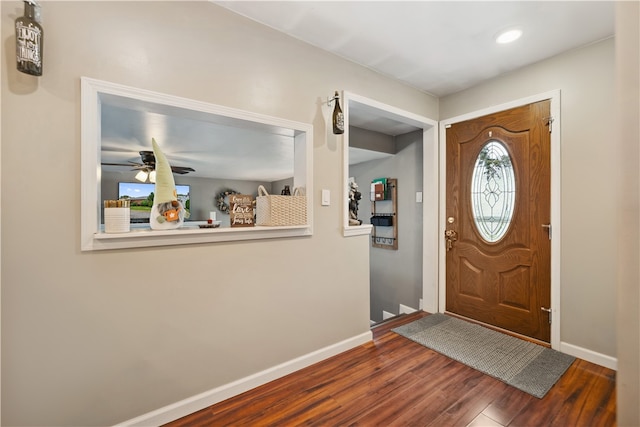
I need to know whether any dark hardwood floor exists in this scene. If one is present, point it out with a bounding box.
[164,311,616,426]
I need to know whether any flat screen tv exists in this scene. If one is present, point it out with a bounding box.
[118,182,190,223]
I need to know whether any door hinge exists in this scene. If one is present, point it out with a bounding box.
[542,224,552,240]
[546,116,554,133]
[541,307,552,324]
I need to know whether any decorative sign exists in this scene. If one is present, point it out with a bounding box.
[229,194,255,227]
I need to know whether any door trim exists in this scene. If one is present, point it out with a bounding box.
[438,90,561,350]
[341,91,440,317]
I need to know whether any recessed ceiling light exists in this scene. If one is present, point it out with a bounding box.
[496,29,522,44]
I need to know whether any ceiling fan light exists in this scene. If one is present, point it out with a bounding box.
[149,170,157,183]
[496,29,522,44]
[135,170,149,182]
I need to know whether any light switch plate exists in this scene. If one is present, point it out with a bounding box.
[321,189,330,206]
[416,191,423,203]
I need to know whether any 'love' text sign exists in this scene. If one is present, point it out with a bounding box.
[229,194,255,228]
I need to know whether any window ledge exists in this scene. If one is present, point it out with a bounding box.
[88,224,312,251]
[343,224,373,237]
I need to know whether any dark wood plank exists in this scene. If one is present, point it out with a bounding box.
[510,358,617,426]
[481,385,534,425]
[164,311,616,427]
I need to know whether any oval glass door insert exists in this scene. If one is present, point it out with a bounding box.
[471,140,516,242]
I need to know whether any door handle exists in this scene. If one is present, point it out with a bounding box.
[444,229,458,251]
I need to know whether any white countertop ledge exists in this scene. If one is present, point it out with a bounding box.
[89,224,312,250]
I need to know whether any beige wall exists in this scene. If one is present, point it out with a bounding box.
[440,38,617,357]
[615,2,640,425]
[4,1,635,426]
[1,2,437,425]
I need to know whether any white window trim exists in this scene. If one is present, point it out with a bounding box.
[81,77,313,251]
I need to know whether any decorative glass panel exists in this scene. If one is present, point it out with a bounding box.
[471,141,515,242]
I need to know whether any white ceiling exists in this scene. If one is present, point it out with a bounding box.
[215,1,615,97]
[100,101,296,181]
[101,1,615,181]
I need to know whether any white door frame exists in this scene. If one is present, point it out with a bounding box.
[341,91,439,317]
[437,90,562,350]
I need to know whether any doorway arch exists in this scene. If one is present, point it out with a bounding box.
[341,92,439,317]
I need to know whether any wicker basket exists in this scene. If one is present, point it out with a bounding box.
[256,185,307,226]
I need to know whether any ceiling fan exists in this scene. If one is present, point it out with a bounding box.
[102,150,196,182]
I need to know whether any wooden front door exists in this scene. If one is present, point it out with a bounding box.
[445,100,551,342]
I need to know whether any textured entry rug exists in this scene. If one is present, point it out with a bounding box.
[392,313,575,398]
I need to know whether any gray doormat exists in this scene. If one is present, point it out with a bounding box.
[392,313,575,398]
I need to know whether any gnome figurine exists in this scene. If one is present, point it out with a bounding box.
[149,138,190,230]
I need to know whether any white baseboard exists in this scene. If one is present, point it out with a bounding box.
[382,310,395,320]
[399,304,418,315]
[115,331,372,427]
[560,341,617,371]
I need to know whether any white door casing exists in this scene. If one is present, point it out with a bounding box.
[341,91,439,314]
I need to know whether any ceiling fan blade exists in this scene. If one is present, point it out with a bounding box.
[101,161,144,167]
[171,166,196,174]
[102,153,195,175]
[140,151,195,174]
